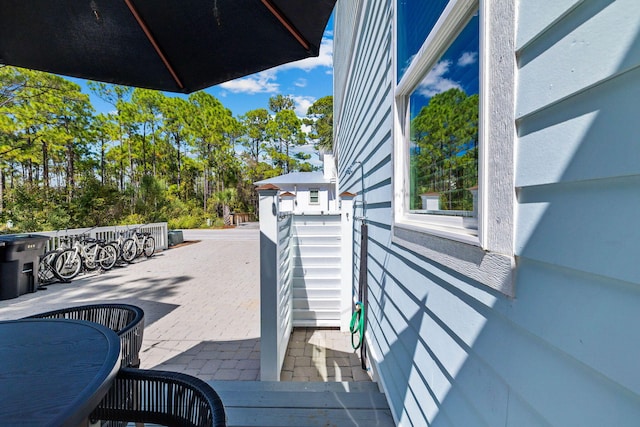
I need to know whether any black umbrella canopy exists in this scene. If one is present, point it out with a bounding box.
[0,0,335,93]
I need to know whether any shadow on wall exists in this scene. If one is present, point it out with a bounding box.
[373,3,640,426]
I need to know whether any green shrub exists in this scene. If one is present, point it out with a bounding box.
[121,213,146,226]
[168,215,205,229]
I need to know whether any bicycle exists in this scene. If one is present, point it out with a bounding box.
[38,249,61,285]
[37,231,73,284]
[130,227,156,259]
[109,229,137,264]
[51,236,81,281]
[54,234,118,281]
[84,236,118,271]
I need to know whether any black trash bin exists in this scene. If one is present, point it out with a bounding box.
[168,230,184,247]
[0,234,50,300]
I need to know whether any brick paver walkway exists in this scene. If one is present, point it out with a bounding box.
[282,328,372,382]
[0,226,369,383]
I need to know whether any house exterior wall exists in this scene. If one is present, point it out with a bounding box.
[276,184,334,214]
[334,1,640,426]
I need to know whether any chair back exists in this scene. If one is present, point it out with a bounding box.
[24,303,145,367]
[92,368,226,427]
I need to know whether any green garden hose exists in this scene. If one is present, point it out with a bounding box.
[350,301,365,350]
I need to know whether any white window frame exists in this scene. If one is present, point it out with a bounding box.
[309,188,320,205]
[392,0,516,296]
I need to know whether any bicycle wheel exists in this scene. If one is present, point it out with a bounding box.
[38,250,59,285]
[143,236,156,257]
[54,249,82,281]
[84,243,99,271]
[121,238,137,263]
[107,240,121,259]
[99,244,118,270]
[135,235,144,257]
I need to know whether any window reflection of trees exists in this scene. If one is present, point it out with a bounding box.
[410,88,478,212]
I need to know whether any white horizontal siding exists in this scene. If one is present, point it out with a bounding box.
[512,259,640,396]
[290,215,342,327]
[333,0,363,126]
[336,0,640,425]
[335,1,391,165]
[512,0,640,425]
[516,0,640,119]
[516,66,640,187]
[516,176,640,283]
[515,0,583,50]
[294,235,340,246]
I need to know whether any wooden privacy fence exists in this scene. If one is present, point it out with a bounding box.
[229,212,254,225]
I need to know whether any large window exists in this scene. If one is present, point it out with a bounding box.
[397,0,451,83]
[409,16,479,215]
[395,0,480,243]
[392,0,516,295]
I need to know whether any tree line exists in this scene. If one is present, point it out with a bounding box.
[411,88,478,211]
[0,66,333,232]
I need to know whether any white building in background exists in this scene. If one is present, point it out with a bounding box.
[254,153,338,214]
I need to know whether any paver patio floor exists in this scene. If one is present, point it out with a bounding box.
[0,226,369,383]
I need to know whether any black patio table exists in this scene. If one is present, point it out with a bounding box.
[0,318,121,426]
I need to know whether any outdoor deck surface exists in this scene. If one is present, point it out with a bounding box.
[0,224,370,383]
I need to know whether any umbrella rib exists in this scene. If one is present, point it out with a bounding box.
[124,0,184,90]
[260,0,311,51]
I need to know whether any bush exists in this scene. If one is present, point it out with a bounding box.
[210,217,225,228]
[168,215,205,229]
[121,213,146,226]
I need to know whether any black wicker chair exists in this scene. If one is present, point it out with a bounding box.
[24,303,144,368]
[92,368,226,427]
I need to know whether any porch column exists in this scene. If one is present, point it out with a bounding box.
[257,183,280,381]
[340,192,356,331]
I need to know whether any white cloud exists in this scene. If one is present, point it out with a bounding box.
[457,51,478,67]
[417,60,462,97]
[401,54,417,76]
[292,95,316,116]
[301,123,312,134]
[217,32,333,95]
[219,70,279,94]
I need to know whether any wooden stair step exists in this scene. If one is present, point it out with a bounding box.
[214,390,389,409]
[224,407,394,427]
[207,380,394,427]
[209,380,380,393]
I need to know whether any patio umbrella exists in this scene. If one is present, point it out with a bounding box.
[0,0,335,93]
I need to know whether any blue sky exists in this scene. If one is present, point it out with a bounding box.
[215,17,334,118]
[70,16,334,168]
[80,16,334,120]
